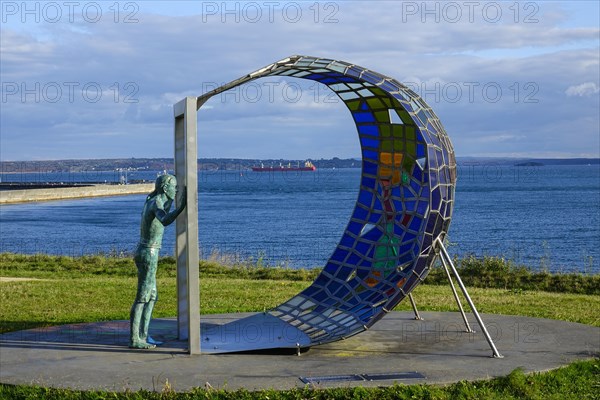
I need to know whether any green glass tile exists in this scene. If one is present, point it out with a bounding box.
[406,141,416,155]
[405,126,416,141]
[374,111,390,123]
[381,139,393,152]
[399,110,413,124]
[380,125,391,137]
[391,125,404,138]
[394,141,404,151]
[403,158,414,171]
[366,98,385,109]
[370,87,387,97]
[381,97,394,108]
[345,99,362,111]
[401,171,410,185]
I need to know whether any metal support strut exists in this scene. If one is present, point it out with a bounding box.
[435,238,503,358]
[408,293,423,320]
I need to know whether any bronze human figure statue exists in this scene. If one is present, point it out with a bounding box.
[130,174,186,349]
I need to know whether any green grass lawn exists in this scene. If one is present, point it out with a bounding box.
[1,276,598,334]
[0,253,598,398]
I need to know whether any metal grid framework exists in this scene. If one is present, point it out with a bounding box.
[197,55,457,350]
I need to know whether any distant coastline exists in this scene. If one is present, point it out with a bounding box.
[1,157,598,174]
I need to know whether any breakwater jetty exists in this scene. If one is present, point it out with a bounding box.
[0,183,154,205]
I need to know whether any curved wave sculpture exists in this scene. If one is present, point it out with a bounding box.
[197,55,457,353]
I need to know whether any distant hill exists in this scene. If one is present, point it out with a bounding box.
[456,157,599,166]
[1,157,597,173]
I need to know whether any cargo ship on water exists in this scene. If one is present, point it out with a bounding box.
[251,161,316,172]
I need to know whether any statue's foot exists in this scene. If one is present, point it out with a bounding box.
[146,336,163,346]
[129,340,156,349]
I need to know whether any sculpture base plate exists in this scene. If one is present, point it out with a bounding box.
[200,312,312,353]
[0,312,598,392]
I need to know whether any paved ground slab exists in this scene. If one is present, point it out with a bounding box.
[1,312,598,392]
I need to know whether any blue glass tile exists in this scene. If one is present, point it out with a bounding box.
[353,206,368,221]
[347,221,362,235]
[347,66,364,78]
[359,125,379,136]
[313,290,328,302]
[409,217,421,232]
[353,112,376,123]
[398,243,412,255]
[422,234,433,250]
[410,179,421,194]
[440,201,447,218]
[320,77,339,84]
[347,253,360,265]
[328,280,342,294]
[305,74,324,80]
[373,196,383,211]
[417,110,428,126]
[360,137,379,149]
[331,248,348,262]
[360,102,369,110]
[340,234,354,248]
[302,285,318,297]
[413,165,423,181]
[323,261,339,273]
[380,80,399,93]
[358,190,373,207]
[403,232,416,243]
[368,211,382,224]
[314,274,329,287]
[431,188,441,211]
[394,223,405,236]
[404,200,416,211]
[361,176,376,188]
[430,170,438,187]
[355,240,370,255]
[335,285,350,298]
[362,150,378,161]
[416,201,428,216]
[363,161,378,175]
[416,144,426,158]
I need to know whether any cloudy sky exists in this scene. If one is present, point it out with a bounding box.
[1,1,598,161]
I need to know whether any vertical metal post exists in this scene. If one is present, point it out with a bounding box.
[174,97,200,354]
[436,238,503,358]
[408,293,423,320]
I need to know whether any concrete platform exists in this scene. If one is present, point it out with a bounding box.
[0,183,153,204]
[1,312,598,392]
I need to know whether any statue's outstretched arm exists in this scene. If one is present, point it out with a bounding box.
[155,187,187,226]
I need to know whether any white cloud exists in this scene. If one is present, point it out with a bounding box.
[565,82,600,97]
[0,1,599,160]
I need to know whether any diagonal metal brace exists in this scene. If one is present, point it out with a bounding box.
[435,238,503,358]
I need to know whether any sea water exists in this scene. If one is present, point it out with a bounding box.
[0,164,598,274]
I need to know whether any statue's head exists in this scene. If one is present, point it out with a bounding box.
[154,174,177,200]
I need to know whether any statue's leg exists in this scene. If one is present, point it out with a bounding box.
[140,286,162,345]
[129,302,146,344]
[129,248,155,349]
[139,248,160,346]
